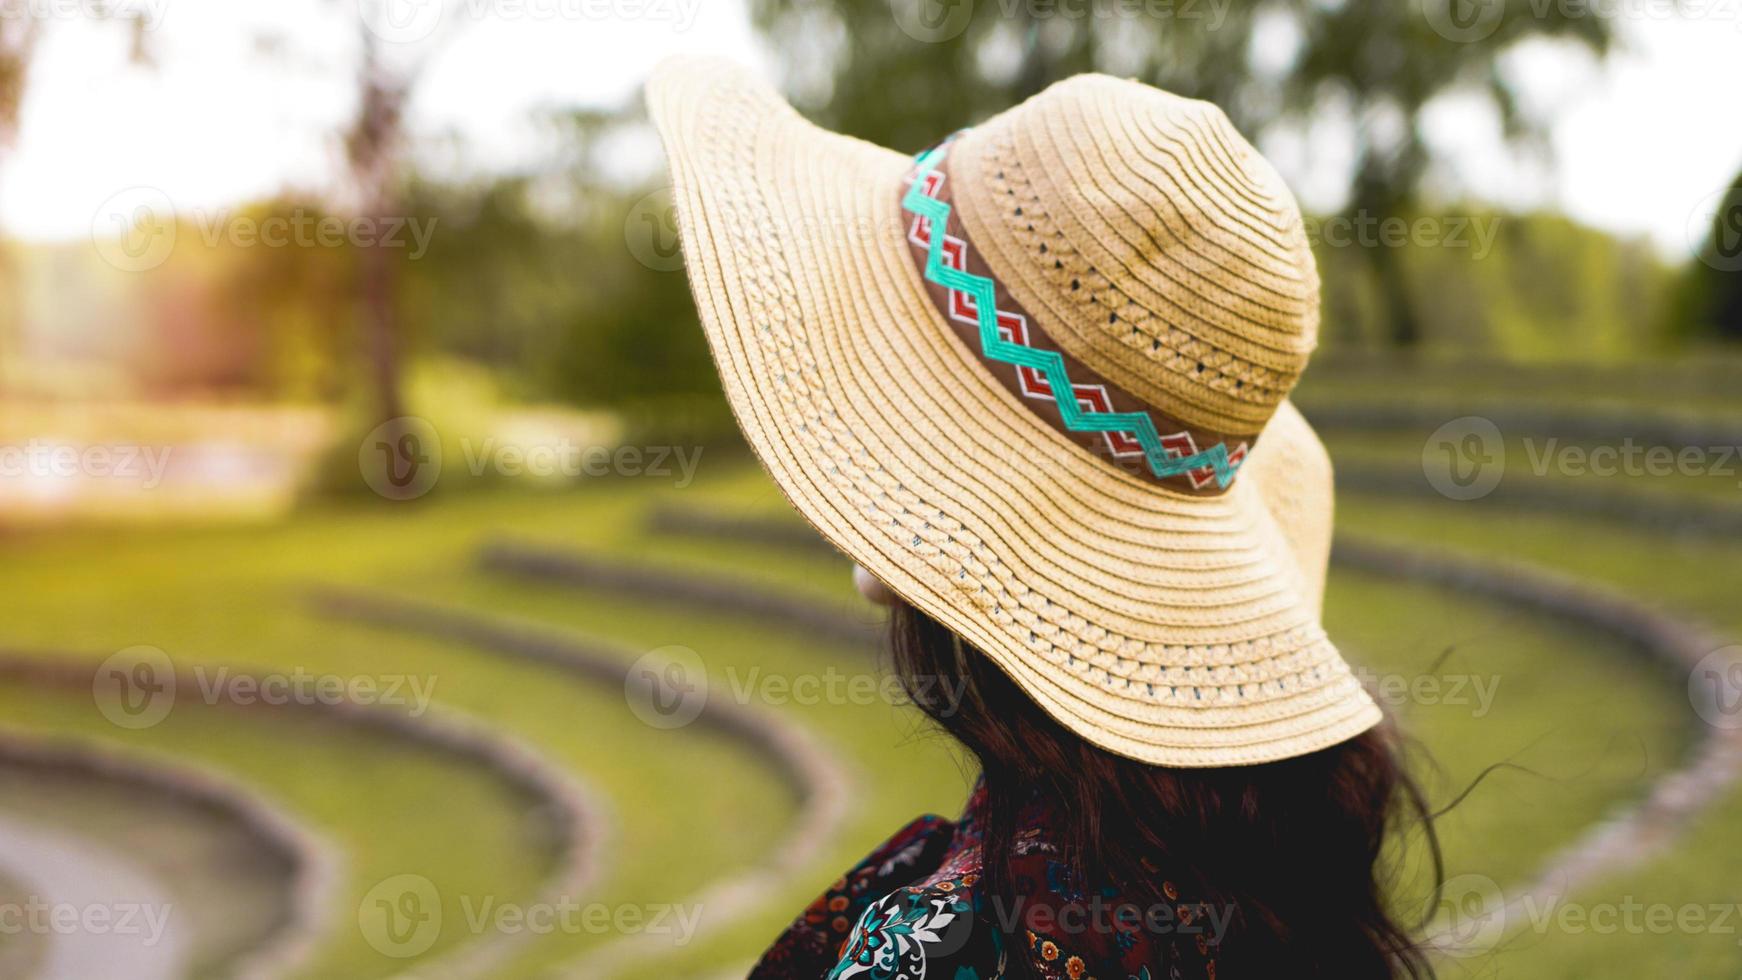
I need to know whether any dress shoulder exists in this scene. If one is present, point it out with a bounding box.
[826,873,1002,980]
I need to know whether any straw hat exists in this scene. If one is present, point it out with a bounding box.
[647,56,1381,767]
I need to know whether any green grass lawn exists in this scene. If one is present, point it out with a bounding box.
[1336,492,1742,977]
[0,434,1723,977]
[1321,430,1742,507]
[0,689,550,978]
[0,486,796,978]
[544,463,1688,975]
[1296,357,1742,423]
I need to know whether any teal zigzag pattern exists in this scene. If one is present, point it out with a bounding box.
[901,140,1245,489]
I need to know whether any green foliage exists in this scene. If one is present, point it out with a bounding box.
[395,146,726,423]
[751,0,1616,348]
[1662,170,1742,343]
[751,0,1611,179]
[1314,209,1671,360]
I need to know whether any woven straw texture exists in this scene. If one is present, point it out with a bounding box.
[647,56,1380,766]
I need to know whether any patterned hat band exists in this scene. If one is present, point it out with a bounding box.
[900,135,1255,495]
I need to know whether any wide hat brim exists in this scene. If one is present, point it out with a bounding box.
[648,56,1380,767]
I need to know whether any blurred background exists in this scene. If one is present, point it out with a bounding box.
[2,0,1741,976]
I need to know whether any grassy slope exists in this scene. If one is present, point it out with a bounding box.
[0,447,1719,976]
[0,688,548,978]
[529,464,1685,976]
[0,760,293,977]
[0,485,795,977]
[1339,493,1742,978]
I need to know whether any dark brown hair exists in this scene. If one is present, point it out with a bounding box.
[889,602,1440,980]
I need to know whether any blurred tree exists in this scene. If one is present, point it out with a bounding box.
[750,0,1613,348]
[345,11,417,452]
[0,9,152,391]
[0,11,30,387]
[1665,171,1742,343]
[397,108,728,430]
[206,199,360,399]
[1315,208,1669,361]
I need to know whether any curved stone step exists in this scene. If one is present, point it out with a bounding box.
[0,654,606,980]
[630,503,1742,957]
[0,813,191,980]
[305,585,853,979]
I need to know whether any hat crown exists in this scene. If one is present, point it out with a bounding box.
[951,74,1320,435]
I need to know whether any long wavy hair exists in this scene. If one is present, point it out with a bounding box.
[889,602,1441,980]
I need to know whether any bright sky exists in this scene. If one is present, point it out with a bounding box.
[2,0,1738,261]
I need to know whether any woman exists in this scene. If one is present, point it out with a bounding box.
[647,57,1438,978]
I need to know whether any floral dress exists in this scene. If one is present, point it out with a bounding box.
[750,785,1220,980]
